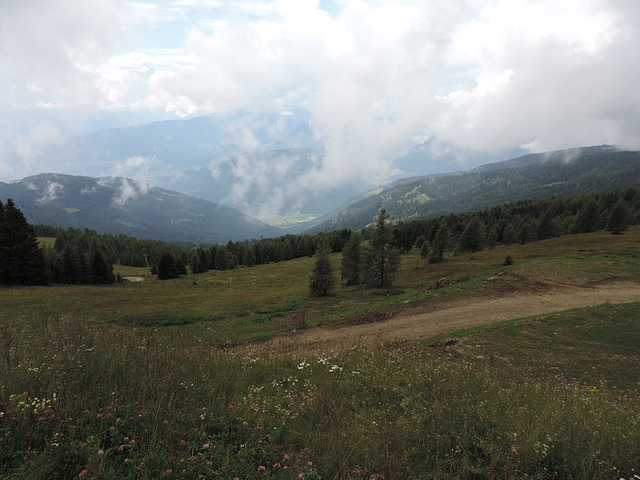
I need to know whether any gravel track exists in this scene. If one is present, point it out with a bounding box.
[262,282,640,357]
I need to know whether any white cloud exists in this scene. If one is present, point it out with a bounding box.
[2,0,640,203]
[111,178,139,207]
[36,181,64,204]
[110,156,160,194]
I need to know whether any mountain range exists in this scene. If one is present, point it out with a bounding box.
[14,107,525,220]
[2,145,639,244]
[0,174,282,244]
[309,145,640,231]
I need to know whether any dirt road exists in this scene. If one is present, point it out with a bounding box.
[263,282,640,357]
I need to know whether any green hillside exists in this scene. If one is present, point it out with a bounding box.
[314,146,640,230]
[0,173,283,243]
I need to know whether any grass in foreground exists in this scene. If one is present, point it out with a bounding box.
[1,302,640,479]
[3,229,640,478]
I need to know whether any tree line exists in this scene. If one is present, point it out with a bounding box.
[310,187,638,295]
[31,221,354,284]
[389,186,637,261]
[3,186,638,287]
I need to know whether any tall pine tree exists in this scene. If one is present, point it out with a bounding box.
[341,231,364,286]
[607,198,631,234]
[365,208,400,288]
[0,199,47,285]
[309,239,336,296]
[429,219,449,264]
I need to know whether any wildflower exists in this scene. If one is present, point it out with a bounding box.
[38,416,45,422]
[98,449,105,455]
[78,470,88,478]
[258,465,266,472]
[308,461,313,466]
[512,447,518,455]
[299,474,304,479]
[273,463,281,468]
[283,454,291,461]
[203,443,210,449]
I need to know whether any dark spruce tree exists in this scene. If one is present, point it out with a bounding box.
[0,199,48,285]
[158,253,179,280]
[457,216,486,254]
[365,208,400,287]
[341,231,364,286]
[607,198,631,234]
[309,239,335,297]
[572,198,600,233]
[90,249,115,284]
[429,219,449,264]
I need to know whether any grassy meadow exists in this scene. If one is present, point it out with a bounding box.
[1,228,640,478]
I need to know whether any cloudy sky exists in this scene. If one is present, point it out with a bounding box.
[1,0,639,186]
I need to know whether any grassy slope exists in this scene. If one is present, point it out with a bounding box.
[2,229,640,479]
[17,227,640,341]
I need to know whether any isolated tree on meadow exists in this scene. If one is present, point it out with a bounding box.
[365,208,400,288]
[309,239,335,296]
[341,231,364,286]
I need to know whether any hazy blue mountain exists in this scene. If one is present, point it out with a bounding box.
[308,146,640,232]
[70,106,319,170]
[30,107,529,221]
[0,173,283,243]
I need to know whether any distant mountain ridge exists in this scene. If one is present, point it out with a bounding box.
[16,106,525,220]
[309,146,640,231]
[0,174,283,243]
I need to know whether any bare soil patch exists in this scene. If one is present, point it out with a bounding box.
[261,281,640,358]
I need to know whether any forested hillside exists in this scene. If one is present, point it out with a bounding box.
[314,147,640,231]
[0,173,282,243]
[23,185,638,287]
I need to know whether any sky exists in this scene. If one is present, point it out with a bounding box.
[1,0,640,188]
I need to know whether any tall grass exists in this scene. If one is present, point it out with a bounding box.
[2,311,639,479]
[3,229,640,478]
